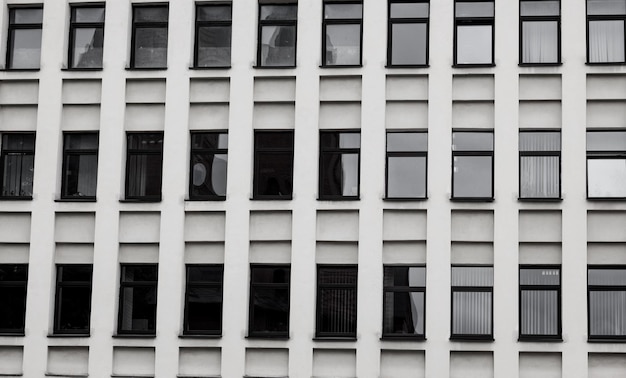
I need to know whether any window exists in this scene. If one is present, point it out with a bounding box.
[131,5,168,68]
[54,265,93,335]
[118,264,158,335]
[588,266,626,340]
[387,0,429,66]
[451,266,493,340]
[386,131,427,199]
[316,265,357,338]
[249,265,290,337]
[253,130,294,199]
[451,130,494,200]
[6,6,43,69]
[586,130,626,199]
[61,133,99,200]
[319,131,360,199]
[0,264,28,334]
[189,132,227,200]
[125,132,163,201]
[257,3,297,67]
[519,130,560,199]
[68,4,105,69]
[322,1,363,66]
[520,0,560,64]
[587,0,626,63]
[1,133,35,199]
[382,266,425,339]
[183,265,223,335]
[519,266,561,340]
[195,3,231,68]
[454,0,494,65]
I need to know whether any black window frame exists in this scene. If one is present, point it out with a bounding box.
[124,132,164,202]
[318,130,361,200]
[68,3,105,70]
[60,132,99,201]
[450,264,494,341]
[0,264,28,335]
[387,0,430,67]
[586,129,626,200]
[315,265,358,339]
[253,130,295,200]
[587,265,626,341]
[518,265,562,341]
[194,2,232,69]
[0,132,36,200]
[586,0,626,64]
[256,3,298,68]
[189,131,228,201]
[248,264,291,338]
[6,5,43,70]
[451,129,494,201]
[453,0,495,67]
[519,0,561,65]
[382,265,426,340]
[518,129,561,201]
[385,129,428,200]
[53,264,93,335]
[117,264,158,336]
[130,3,169,69]
[321,0,364,68]
[183,264,224,336]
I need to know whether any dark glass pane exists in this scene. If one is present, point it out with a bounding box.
[9,29,42,69]
[134,7,168,22]
[10,8,43,24]
[456,25,492,64]
[134,27,168,68]
[185,287,222,332]
[588,0,626,15]
[390,2,429,18]
[520,1,559,16]
[127,154,163,197]
[0,265,28,281]
[587,159,626,198]
[191,153,227,197]
[588,20,626,63]
[387,132,427,152]
[128,134,163,150]
[256,132,294,149]
[520,156,559,198]
[455,2,494,17]
[324,3,362,19]
[256,152,293,197]
[520,290,559,336]
[260,25,296,66]
[453,132,493,151]
[59,266,93,282]
[197,26,231,67]
[320,132,360,149]
[65,133,98,150]
[57,286,91,331]
[589,291,626,336]
[3,134,35,151]
[197,5,231,21]
[391,23,427,65]
[383,291,424,334]
[520,132,560,151]
[119,287,157,332]
[188,266,223,283]
[453,156,492,198]
[71,27,104,68]
[387,156,426,198]
[325,24,361,65]
[587,131,626,151]
[319,267,357,285]
[452,291,492,335]
[260,5,297,20]
[2,153,34,197]
[320,153,359,197]
[192,133,228,150]
[0,286,27,331]
[122,266,157,282]
[384,266,426,287]
[251,287,289,333]
[251,267,290,284]
[318,288,357,334]
[72,7,105,23]
[63,154,98,197]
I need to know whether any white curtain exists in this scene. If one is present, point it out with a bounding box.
[589,20,625,62]
[522,21,558,63]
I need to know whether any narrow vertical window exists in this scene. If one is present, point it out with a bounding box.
[519,130,560,199]
[54,265,93,335]
[520,0,560,64]
[183,265,223,335]
[452,130,494,200]
[257,3,297,67]
[319,131,361,199]
[125,132,164,201]
[253,130,294,199]
[588,266,626,340]
[316,265,358,338]
[587,0,626,63]
[322,1,363,66]
[118,264,158,335]
[386,130,427,199]
[68,4,105,69]
[451,266,493,340]
[387,0,429,66]
[0,264,28,334]
[189,132,227,200]
[1,133,36,199]
[6,6,43,69]
[586,130,626,199]
[382,266,426,339]
[61,133,99,200]
[195,3,232,68]
[519,266,561,340]
[454,0,494,65]
[131,5,168,68]
[248,265,291,337]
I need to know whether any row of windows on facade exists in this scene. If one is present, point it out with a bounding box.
[1,264,624,341]
[6,0,626,70]
[2,129,625,201]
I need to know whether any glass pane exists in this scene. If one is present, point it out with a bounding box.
[122,266,157,282]
[192,133,228,149]
[260,25,296,66]
[522,21,558,64]
[520,156,560,198]
[71,27,104,68]
[387,156,426,198]
[456,25,492,64]
[453,156,492,198]
[9,29,42,69]
[383,291,425,334]
[455,2,494,17]
[391,23,427,65]
[589,291,626,336]
[520,132,560,151]
[520,1,560,16]
[188,266,223,283]
[119,287,157,332]
[0,286,27,331]
[521,290,559,335]
[127,154,163,197]
[325,24,361,65]
[324,3,363,19]
[452,291,492,335]
[255,152,294,197]
[197,5,231,21]
[128,134,163,150]
[321,132,361,149]
[587,159,626,197]
[520,268,560,285]
[196,26,231,67]
[587,131,626,151]
[191,153,227,197]
[256,132,294,149]
[453,132,493,151]
[133,27,168,68]
[260,5,297,20]
[384,266,426,287]
[2,153,34,197]
[134,7,168,22]
[390,2,429,18]
[73,7,105,23]
[588,0,626,15]
[589,269,626,285]
[387,132,427,152]
[250,287,289,333]
[10,8,43,24]
[0,265,28,281]
[3,134,35,151]
[251,267,290,284]
[318,288,357,334]
[57,286,91,331]
[59,266,92,282]
[320,153,359,197]
[65,133,98,150]
[588,21,626,63]
[185,286,222,332]
[452,267,494,286]
[63,154,98,198]
[319,267,357,285]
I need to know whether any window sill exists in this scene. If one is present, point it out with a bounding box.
[125,67,167,71]
[178,334,221,339]
[588,338,626,343]
[587,197,626,201]
[185,197,226,202]
[518,197,562,202]
[380,335,426,341]
[189,66,231,70]
[112,334,156,338]
[450,337,494,342]
[317,196,360,201]
[0,68,39,72]
[250,196,292,201]
[452,63,495,68]
[246,334,289,340]
[48,333,90,338]
[0,332,25,337]
[119,198,162,203]
[45,373,87,377]
[586,62,626,66]
[61,67,103,71]
[55,198,97,202]
[313,336,357,341]
[384,197,428,201]
[518,337,562,342]
[253,65,296,69]
[385,64,429,68]
[450,197,494,202]
[111,375,154,378]
[0,196,32,201]
[320,64,362,68]
[518,62,562,67]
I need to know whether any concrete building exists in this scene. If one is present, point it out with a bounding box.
[0,0,625,377]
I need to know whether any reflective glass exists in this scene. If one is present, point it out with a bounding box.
[255,152,293,197]
[71,28,104,68]
[260,25,296,66]
[453,132,493,151]
[134,7,168,22]
[383,292,424,334]
[10,8,43,24]
[588,0,626,15]
[133,27,168,68]
[197,26,231,67]
[453,156,492,198]
[325,24,361,65]
[456,25,492,64]
[521,1,559,16]
[260,5,297,20]
[320,153,359,197]
[587,131,626,151]
[456,2,494,17]
[191,154,227,197]
[324,3,362,19]
[192,133,228,150]
[589,269,626,286]
[387,132,427,152]
[391,23,427,65]
[123,266,157,282]
[63,154,98,197]
[127,154,163,197]
[197,5,231,21]
[384,266,426,286]
[390,2,429,18]
[388,156,426,198]
[119,287,157,332]
[73,7,105,22]
[9,29,42,69]
[587,159,626,197]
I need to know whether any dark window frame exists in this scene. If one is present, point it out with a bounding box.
[450,264,494,341]
[587,265,626,341]
[518,265,562,341]
[124,132,164,202]
[6,5,43,70]
[183,264,223,336]
[381,265,426,340]
[586,0,626,65]
[256,3,298,68]
[586,129,626,200]
[194,2,232,69]
[248,264,291,338]
[518,129,561,201]
[519,0,561,65]
[130,3,169,69]
[315,264,358,339]
[0,264,28,335]
[451,129,494,201]
[321,0,364,68]
[53,264,93,335]
[61,132,99,201]
[253,129,295,200]
[386,0,429,67]
[0,132,36,200]
[68,3,105,70]
[453,0,495,67]
[117,263,158,336]
[189,131,228,201]
[318,130,361,200]
[385,129,427,200]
